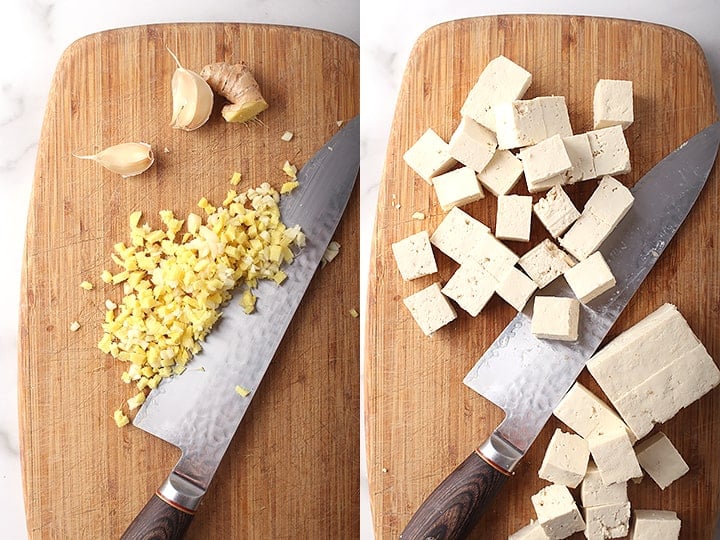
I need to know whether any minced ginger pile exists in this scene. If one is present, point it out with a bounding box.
[98,177,304,426]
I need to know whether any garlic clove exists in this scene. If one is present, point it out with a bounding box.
[168,48,214,131]
[74,142,155,178]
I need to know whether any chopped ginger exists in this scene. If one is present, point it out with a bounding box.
[281,131,294,142]
[80,280,94,290]
[235,385,251,397]
[113,409,130,428]
[127,391,146,410]
[280,181,299,194]
[321,241,341,267]
[411,212,426,220]
[241,290,257,314]
[105,299,117,310]
[282,160,298,179]
[70,321,81,332]
[349,308,359,318]
[230,171,242,186]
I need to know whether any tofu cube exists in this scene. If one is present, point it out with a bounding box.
[520,134,573,187]
[432,166,485,211]
[531,484,585,539]
[430,207,490,264]
[391,230,437,281]
[584,176,634,229]
[635,432,689,490]
[538,428,590,488]
[496,267,537,312]
[536,96,573,138]
[587,126,631,177]
[587,427,642,485]
[467,232,519,281]
[629,510,681,539]
[559,211,610,261]
[519,239,575,289]
[584,502,631,539]
[509,520,551,540]
[495,99,547,149]
[460,55,532,132]
[539,133,597,190]
[564,251,616,303]
[403,128,457,183]
[496,195,533,242]
[448,117,498,173]
[593,79,634,130]
[533,185,581,238]
[531,296,580,341]
[441,259,498,317]
[476,149,524,196]
[581,462,629,508]
[403,282,457,336]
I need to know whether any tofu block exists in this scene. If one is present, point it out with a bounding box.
[593,79,634,130]
[496,266,537,312]
[584,176,634,229]
[559,211,610,261]
[520,134,573,187]
[391,230,437,281]
[531,484,585,539]
[433,166,484,212]
[430,207,490,264]
[495,99,547,149]
[519,239,576,289]
[538,428,590,488]
[461,55,532,131]
[531,296,580,342]
[441,259,498,317]
[587,427,642,485]
[580,462,629,508]
[635,432,689,490]
[509,520,551,540]
[564,251,616,303]
[554,382,634,442]
[476,149,524,196]
[403,282,457,336]
[587,126,631,177]
[629,510,681,539]
[467,232,519,281]
[583,502,631,539]
[403,128,457,183]
[536,96,573,138]
[533,185,581,238]
[448,117,498,173]
[541,133,597,189]
[496,195,533,242]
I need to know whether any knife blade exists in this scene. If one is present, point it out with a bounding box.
[121,116,359,540]
[400,120,720,540]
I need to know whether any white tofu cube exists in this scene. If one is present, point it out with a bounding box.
[403,282,457,336]
[496,195,533,242]
[432,166,485,211]
[635,432,689,490]
[531,296,580,341]
[430,207,490,264]
[476,149,524,196]
[509,520,551,540]
[460,55,532,132]
[538,428,590,488]
[629,510,681,539]
[553,382,634,442]
[467,232,519,281]
[562,133,597,185]
[564,251,616,304]
[391,230,437,281]
[593,79,633,130]
[531,484,585,539]
[583,502,631,539]
[533,185,581,238]
[519,239,575,289]
[448,117,498,173]
[496,267,537,312]
[441,259,498,317]
[559,211,610,260]
[587,427,642,485]
[584,176,634,229]
[495,99,547,149]
[580,462,629,508]
[587,126,631,177]
[536,96,573,138]
[520,135,573,187]
[403,128,457,183]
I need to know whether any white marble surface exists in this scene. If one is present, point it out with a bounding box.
[0,1,357,538]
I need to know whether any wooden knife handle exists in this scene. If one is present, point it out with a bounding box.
[120,493,195,540]
[400,450,510,540]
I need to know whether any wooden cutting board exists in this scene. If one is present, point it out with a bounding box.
[19,23,358,539]
[365,15,719,539]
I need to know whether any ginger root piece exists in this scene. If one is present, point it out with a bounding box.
[200,62,269,123]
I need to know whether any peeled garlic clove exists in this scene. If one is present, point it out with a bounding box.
[168,48,214,131]
[74,142,155,178]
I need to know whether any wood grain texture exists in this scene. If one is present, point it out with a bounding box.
[365,15,719,539]
[19,23,359,539]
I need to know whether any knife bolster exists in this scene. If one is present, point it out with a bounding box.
[157,471,206,513]
[476,432,523,474]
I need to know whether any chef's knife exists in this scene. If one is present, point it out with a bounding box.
[120,116,359,540]
[401,121,720,540]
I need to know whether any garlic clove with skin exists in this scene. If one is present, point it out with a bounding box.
[168,48,214,131]
[74,142,155,178]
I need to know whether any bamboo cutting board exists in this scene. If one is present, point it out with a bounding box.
[19,23,358,538]
[366,16,719,538]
